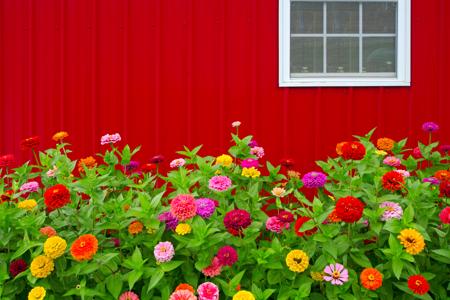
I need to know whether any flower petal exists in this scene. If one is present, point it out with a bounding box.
[324,265,333,275]
[323,276,333,282]
[335,263,344,272]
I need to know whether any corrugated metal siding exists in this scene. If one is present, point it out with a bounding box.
[0,0,449,170]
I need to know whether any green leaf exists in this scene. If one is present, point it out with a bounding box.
[296,277,313,298]
[106,274,123,298]
[403,205,414,224]
[160,261,184,272]
[147,270,164,292]
[430,249,450,264]
[128,270,143,290]
[230,270,246,288]
[349,252,372,268]
[392,257,403,279]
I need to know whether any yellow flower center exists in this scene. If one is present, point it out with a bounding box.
[80,242,85,247]
[332,270,341,279]
[368,274,375,280]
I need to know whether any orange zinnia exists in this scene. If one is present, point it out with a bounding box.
[78,156,97,173]
[376,138,395,151]
[360,268,383,291]
[70,234,98,261]
[327,209,342,223]
[128,220,143,235]
[336,142,346,156]
[52,131,69,142]
[175,283,195,293]
[435,170,450,181]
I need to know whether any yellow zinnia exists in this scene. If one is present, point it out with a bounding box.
[175,223,192,235]
[30,255,54,278]
[18,199,37,211]
[310,271,324,281]
[241,167,261,178]
[52,131,69,142]
[397,228,425,255]
[286,250,309,273]
[233,290,255,300]
[28,286,46,300]
[215,154,233,167]
[375,150,388,156]
[44,236,67,259]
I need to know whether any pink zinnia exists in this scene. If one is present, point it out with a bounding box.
[39,226,57,237]
[170,194,197,221]
[154,241,175,263]
[202,257,222,277]
[266,216,289,233]
[250,146,265,158]
[383,156,401,167]
[170,158,186,168]
[208,176,232,192]
[217,246,238,266]
[323,263,349,285]
[241,158,259,168]
[394,169,410,178]
[197,282,219,300]
[439,207,450,224]
[19,181,39,193]
[119,291,140,300]
[100,133,121,145]
[169,290,197,300]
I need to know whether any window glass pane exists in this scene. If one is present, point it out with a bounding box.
[327,2,359,34]
[363,37,396,73]
[291,2,323,34]
[327,37,359,73]
[363,3,397,33]
[291,37,323,73]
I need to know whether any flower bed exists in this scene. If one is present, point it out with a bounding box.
[0,123,449,300]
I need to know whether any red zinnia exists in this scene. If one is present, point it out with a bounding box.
[439,180,450,198]
[223,209,252,236]
[70,234,99,261]
[141,163,157,173]
[44,184,71,212]
[382,171,405,191]
[20,136,40,150]
[335,196,364,223]
[1,190,15,203]
[407,275,430,295]
[216,245,238,266]
[0,154,15,168]
[278,211,294,224]
[9,259,28,278]
[341,142,366,160]
[439,207,450,224]
[294,216,317,237]
[280,158,295,169]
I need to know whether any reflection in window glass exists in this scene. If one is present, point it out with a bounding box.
[291,2,323,33]
[363,37,396,73]
[363,3,397,33]
[327,2,359,34]
[291,37,324,73]
[327,37,359,73]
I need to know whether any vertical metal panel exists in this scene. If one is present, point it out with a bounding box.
[0,0,449,171]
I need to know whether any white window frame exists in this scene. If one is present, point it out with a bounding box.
[279,0,411,87]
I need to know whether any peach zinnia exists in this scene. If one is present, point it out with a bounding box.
[70,234,98,261]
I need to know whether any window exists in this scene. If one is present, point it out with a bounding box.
[279,0,410,87]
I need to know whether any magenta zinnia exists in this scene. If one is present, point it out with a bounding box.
[197,282,219,300]
[119,291,140,300]
[208,175,232,192]
[217,246,238,266]
[223,209,252,236]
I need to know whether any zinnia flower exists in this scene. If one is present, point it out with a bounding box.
[154,241,175,263]
[250,146,265,158]
[294,216,317,237]
[394,169,410,178]
[176,284,195,293]
[422,121,439,133]
[398,228,425,255]
[119,291,140,300]
[360,268,383,291]
[170,194,197,221]
[423,177,440,185]
[52,131,68,142]
[286,250,309,273]
[124,161,140,173]
[440,180,450,197]
[266,216,289,233]
[408,275,430,295]
[439,207,450,224]
[141,163,157,173]
[217,246,238,266]
[150,155,165,164]
[336,142,346,156]
[21,136,40,150]
[195,198,216,219]
[310,271,324,281]
[215,154,233,167]
[175,223,192,235]
[241,158,259,168]
[169,290,197,300]
[77,156,97,173]
[233,290,255,300]
[280,158,295,169]
[375,150,388,156]
[382,171,405,191]
[44,184,71,212]
[327,209,342,223]
[100,133,121,145]
[232,121,241,128]
[20,181,39,193]
[439,144,450,154]
[302,171,327,188]
[46,166,58,177]
[70,234,98,261]
[383,156,401,167]
[28,286,46,300]
[197,282,219,300]
[9,259,27,278]
[128,220,144,235]
[248,140,258,148]
[379,201,403,221]
[209,175,232,192]
[341,142,366,160]
[40,226,57,237]
[287,170,301,179]
[323,263,349,285]
[170,158,186,168]
[159,212,179,230]
[335,196,364,223]
[376,138,395,151]
[18,199,38,211]
[412,147,423,159]
[202,257,222,277]
[277,211,294,224]
[241,167,261,178]
[271,187,286,197]
[223,209,252,236]
[0,154,14,168]
[434,170,450,181]
[30,255,54,278]
[44,236,67,259]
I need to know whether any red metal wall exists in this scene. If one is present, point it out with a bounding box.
[1,0,449,171]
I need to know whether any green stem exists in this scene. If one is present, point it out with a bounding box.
[32,149,41,166]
